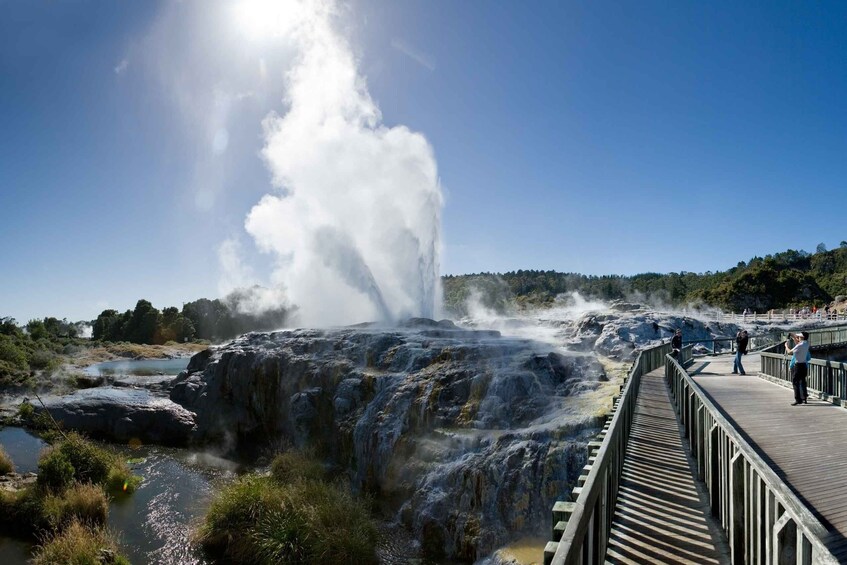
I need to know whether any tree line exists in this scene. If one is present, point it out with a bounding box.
[92,293,289,344]
[1,290,291,382]
[443,242,847,315]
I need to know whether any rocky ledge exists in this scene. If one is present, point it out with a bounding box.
[34,388,196,446]
[170,319,609,560]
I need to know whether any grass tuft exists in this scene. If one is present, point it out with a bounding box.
[269,450,325,484]
[37,433,140,495]
[32,520,130,565]
[40,482,109,531]
[197,452,378,565]
[0,444,14,474]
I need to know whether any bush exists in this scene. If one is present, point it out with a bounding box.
[269,450,325,484]
[28,349,59,371]
[197,473,378,564]
[32,520,129,565]
[0,444,14,474]
[104,466,141,496]
[40,483,108,530]
[38,447,75,492]
[18,401,34,420]
[37,434,140,495]
[0,488,34,535]
[0,334,29,373]
[58,434,112,485]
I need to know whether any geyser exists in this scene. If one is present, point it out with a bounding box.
[242,0,443,326]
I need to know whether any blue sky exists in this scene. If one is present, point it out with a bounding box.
[1,0,846,323]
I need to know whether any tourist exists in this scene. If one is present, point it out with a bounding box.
[732,330,748,375]
[786,331,811,405]
[671,329,682,359]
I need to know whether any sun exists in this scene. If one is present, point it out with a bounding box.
[233,0,305,40]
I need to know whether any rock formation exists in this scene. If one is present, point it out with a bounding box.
[170,319,608,559]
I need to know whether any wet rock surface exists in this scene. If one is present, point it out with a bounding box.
[34,388,196,446]
[170,321,607,560]
[568,305,743,359]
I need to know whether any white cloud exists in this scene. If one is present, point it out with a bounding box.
[390,38,435,71]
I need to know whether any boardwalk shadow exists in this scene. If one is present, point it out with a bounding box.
[606,369,730,564]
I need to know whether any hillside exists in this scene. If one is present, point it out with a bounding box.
[443,243,847,316]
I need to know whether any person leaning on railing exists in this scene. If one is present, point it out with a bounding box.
[786,331,811,406]
[671,329,682,359]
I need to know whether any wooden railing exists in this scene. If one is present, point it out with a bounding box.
[544,342,692,564]
[665,356,839,564]
[760,326,847,403]
[720,312,847,322]
[683,331,784,356]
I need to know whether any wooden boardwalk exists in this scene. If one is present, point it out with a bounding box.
[691,354,847,559]
[607,367,730,564]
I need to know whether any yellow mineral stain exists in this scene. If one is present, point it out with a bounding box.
[495,537,547,565]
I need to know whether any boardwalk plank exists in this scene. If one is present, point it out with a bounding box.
[692,353,847,556]
[606,368,729,564]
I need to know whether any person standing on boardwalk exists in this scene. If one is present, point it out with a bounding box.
[671,329,682,359]
[786,331,811,405]
[733,330,748,375]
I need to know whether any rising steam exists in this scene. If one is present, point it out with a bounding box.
[243,0,443,326]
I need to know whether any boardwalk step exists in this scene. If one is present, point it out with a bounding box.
[552,500,575,524]
[552,520,567,542]
[543,541,558,565]
[570,486,582,501]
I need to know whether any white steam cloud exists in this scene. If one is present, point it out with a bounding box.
[243,0,443,326]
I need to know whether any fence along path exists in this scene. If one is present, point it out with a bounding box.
[605,367,728,564]
[689,354,847,560]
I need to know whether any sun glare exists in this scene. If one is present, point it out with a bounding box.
[234,0,304,40]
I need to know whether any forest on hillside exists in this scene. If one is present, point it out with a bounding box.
[443,242,847,316]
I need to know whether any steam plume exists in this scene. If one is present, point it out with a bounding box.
[244,0,443,326]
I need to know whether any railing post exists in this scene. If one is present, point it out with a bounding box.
[730,451,745,564]
[710,424,720,516]
[773,512,796,565]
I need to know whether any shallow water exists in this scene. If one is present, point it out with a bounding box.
[0,426,46,473]
[0,427,233,565]
[0,428,426,564]
[84,358,189,377]
[108,445,238,564]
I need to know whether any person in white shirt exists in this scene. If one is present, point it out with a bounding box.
[785,331,810,405]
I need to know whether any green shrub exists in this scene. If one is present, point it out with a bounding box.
[104,466,141,496]
[32,520,129,565]
[37,433,140,496]
[0,481,110,539]
[0,444,14,474]
[38,447,75,492]
[28,349,59,371]
[269,450,325,484]
[0,335,29,373]
[40,483,108,530]
[58,434,112,485]
[18,401,34,420]
[197,473,378,564]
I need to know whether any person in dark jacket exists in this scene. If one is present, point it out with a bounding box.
[732,329,749,375]
[671,329,682,358]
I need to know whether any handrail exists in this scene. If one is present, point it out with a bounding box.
[759,325,847,402]
[544,341,692,564]
[683,331,784,356]
[665,356,838,563]
[720,312,847,322]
